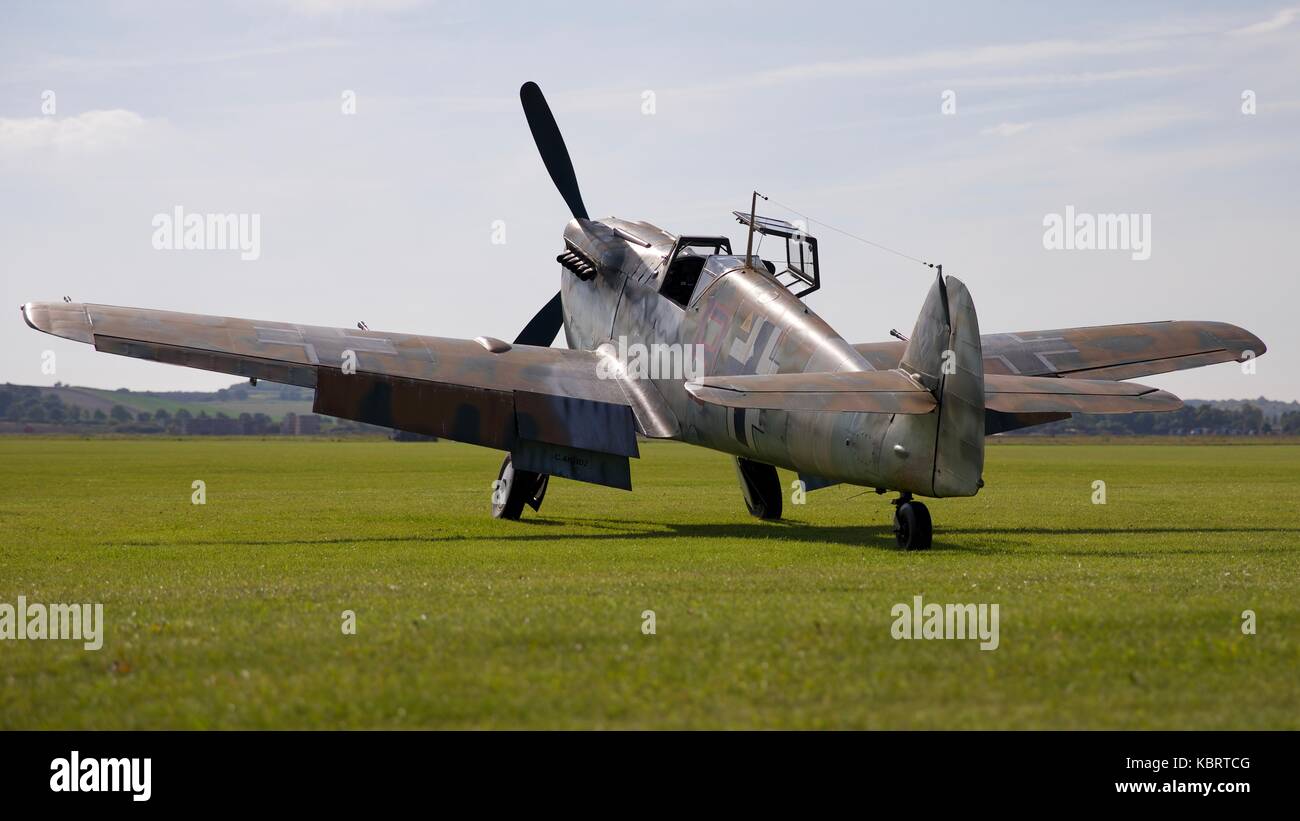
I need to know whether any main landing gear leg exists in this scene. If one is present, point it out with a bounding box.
[491,454,549,520]
[891,492,932,551]
[734,457,783,520]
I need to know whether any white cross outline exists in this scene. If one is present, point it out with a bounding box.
[985,332,1077,375]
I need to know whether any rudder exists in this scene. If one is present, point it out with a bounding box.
[897,274,985,497]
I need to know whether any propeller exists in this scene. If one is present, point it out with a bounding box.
[519,81,588,220]
[513,291,564,347]
[513,81,587,347]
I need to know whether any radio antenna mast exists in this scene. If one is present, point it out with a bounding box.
[744,190,768,268]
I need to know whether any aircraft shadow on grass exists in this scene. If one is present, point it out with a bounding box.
[475,519,1300,555]
[118,519,962,552]
[118,522,1300,557]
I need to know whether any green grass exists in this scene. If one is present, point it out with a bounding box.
[1,437,1297,729]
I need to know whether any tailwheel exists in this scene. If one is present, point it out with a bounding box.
[491,454,548,520]
[892,494,932,550]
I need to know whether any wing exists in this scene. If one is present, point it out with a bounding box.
[685,369,937,413]
[984,374,1180,413]
[854,320,1264,380]
[21,301,651,489]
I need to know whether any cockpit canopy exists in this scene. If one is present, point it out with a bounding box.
[638,213,822,309]
[732,212,820,297]
[660,235,732,307]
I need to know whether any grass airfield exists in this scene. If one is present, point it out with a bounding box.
[1,437,1297,729]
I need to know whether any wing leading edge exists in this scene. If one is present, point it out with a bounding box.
[22,301,644,489]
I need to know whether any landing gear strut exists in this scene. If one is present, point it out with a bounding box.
[734,457,782,520]
[491,454,549,520]
[891,493,932,550]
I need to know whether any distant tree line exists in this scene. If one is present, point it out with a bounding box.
[0,384,282,433]
[1029,402,1300,436]
[1,384,104,424]
[138,383,311,403]
[0,383,386,436]
[6,382,1297,437]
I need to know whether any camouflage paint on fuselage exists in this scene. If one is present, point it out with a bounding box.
[558,216,962,496]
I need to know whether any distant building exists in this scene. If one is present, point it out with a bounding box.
[185,416,242,435]
[281,413,322,435]
[390,429,437,442]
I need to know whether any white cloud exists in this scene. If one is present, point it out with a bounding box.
[552,35,1181,112]
[538,37,1173,115]
[981,122,1032,137]
[751,38,1166,85]
[20,39,346,81]
[956,65,1199,89]
[1230,7,1300,35]
[0,110,147,152]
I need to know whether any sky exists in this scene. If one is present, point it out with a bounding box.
[1,0,1297,401]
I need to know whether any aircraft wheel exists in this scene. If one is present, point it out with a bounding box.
[491,454,543,520]
[734,457,783,520]
[893,501,932,550]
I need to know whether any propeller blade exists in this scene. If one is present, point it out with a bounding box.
[520,82,589,220]
[513,291,564,347]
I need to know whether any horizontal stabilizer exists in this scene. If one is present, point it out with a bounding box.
[685,370,937,413]
[984,374,1181,413]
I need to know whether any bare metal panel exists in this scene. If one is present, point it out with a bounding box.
[685,369,935,413]
[689,369,928,394]
[593,342,680,439]
[797,472,840,492]
[21,302,93,344]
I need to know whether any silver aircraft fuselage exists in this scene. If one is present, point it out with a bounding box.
[559,216,964,497]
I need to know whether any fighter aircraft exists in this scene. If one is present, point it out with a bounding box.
[21,82,1266,549]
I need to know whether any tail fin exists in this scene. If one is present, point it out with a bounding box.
[898,273,985,497]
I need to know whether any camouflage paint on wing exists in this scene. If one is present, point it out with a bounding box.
[853,320,1264,380]
[984,374,1181,413]
[22,301,639,489]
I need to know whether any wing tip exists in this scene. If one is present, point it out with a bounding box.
[1184,320,1267,359]
[1219,322,1266,359]
[1146,388,1183,411]
[20,301,40,332]
[20,300,93,343]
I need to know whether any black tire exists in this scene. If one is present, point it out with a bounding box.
[526,474,549,512]
[491,455,542,520]
[893,501,932,550]
[734,457,783,520]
